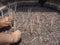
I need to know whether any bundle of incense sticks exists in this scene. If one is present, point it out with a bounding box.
[27,8,33,33]
[8,2,17,31]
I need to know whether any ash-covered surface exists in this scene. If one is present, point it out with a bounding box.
[10,6,60,45]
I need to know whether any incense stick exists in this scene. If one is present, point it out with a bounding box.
[14,18,16,31]
[1,10,3,18]
[13,2,17,31]
[37,14,41,34]
[8,5,13,28]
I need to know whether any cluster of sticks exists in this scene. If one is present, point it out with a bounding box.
[8,2,17,31]
[0,2,17,31]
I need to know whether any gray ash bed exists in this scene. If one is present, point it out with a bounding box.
[0,2,60,45]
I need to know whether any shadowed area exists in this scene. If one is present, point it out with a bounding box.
[0,26,11,32]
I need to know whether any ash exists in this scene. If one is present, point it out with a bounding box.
[9,5,60,45]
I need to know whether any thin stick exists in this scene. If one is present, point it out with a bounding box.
[8,4,13,28]
[30,37,38,42]
[16,8,32,30]
[13,2,17,31]
[37,13,41,34]
[1,10,3,18]
[13,12,16,31]
[51,17,55,32]
[14,18,16,31]
[28,8,33,33]
[14,2,17,12]
[8,9,13,18]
